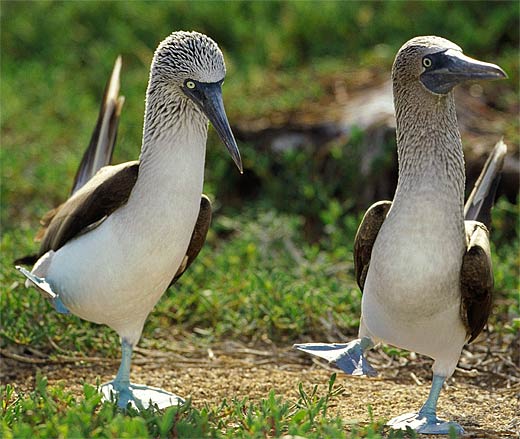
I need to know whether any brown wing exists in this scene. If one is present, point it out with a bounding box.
[460,221,493,343]
[38,161,139,256]
[353,201,392,291]
[169,195,212,287]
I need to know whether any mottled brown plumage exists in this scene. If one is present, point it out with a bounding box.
[71,56,125,195]
[38,162,139,254]
[17,31,242,411]
[296,36,506,435]
[34,162,212,288]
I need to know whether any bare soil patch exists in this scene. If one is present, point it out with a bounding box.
[2,334,519,438]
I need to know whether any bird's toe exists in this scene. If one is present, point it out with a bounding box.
[388,412,464,435]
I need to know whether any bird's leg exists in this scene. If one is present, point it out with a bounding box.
[52,297,70,314]
[111,339,134,404]
[294,336,377,376]
[100,339,136,409]
[387,374,464,435]
[418,374,444,419]
[99,338,185,411]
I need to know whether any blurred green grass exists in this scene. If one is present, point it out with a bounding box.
[2,0,518,228]
[1,1,519,437]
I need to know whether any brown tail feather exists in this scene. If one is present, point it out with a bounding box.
[464,139,507,228]
[70,56,125,195]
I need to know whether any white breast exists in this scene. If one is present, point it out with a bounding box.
[44,126,206,345]
[361,194,467,376]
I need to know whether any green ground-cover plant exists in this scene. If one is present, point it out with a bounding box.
[2,373,412,439]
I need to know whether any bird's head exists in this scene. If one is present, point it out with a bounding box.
[150,31,242,173]
[392,36,506,95]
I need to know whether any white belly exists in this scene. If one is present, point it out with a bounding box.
[45,189,201,344]
[361,201,468,376]
[31,106,209,345]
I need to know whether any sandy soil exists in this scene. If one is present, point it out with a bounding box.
[3,337,519,439]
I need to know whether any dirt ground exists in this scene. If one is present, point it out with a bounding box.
[2,333,519,439]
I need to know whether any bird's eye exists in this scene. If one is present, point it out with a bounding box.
[422,57,432,68]
[186,80,196,89]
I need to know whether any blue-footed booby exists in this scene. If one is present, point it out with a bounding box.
[295,36,507,434]
[17,30,242,410]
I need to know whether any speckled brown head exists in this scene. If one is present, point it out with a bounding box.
[144,31,242,172]
[392,36,506,95]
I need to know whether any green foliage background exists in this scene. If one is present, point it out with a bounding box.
[1,1,518,437]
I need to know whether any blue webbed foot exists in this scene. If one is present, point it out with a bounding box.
[102,339,183,410]
[388,375,464,434]
[294,337,377,376]
[387,412,464,435]
[16,266,70,314]
[16,266,56,299]
[100,381,185,410]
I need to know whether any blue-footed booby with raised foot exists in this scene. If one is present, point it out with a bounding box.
[16,30,242,410]
[295,36,506,434]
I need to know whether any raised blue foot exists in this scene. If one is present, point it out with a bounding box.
[16,266,56,299]
[16,266,70,314]
[294,337,377,376]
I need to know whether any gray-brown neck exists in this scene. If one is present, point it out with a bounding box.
[124,75,208,212]
[392,80,465,216]
[140,79,207,165]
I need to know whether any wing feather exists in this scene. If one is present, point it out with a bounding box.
[16,57,126,265]
[71,56,124,194]
[353,200,392,291]
[38,162,139,256]
[169,195,212,286]
[460,221,493,343]
[459,140,506,342]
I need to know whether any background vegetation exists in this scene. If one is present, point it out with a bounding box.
[1,1,518,437]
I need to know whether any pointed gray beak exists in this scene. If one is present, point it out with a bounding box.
[184,81,243,173]
[420,49,507,94]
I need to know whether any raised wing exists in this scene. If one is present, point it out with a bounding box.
[16,57,126,266]
[353,200,392,291]
[38,161,139,256]
[459,139,507,342]
[169,195,212,286]
[71,56,125,194]
[464,139,507,227]
[460,221,493,343]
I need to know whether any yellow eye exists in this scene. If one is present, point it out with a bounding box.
[186,81,196,89]
[423,57,432,68]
